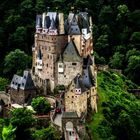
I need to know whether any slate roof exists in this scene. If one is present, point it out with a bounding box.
[71,55,95,93]
[65,12,90,35]
[79,12,89,30]
[74,74,87,92]
[36,15,42,28]
[44,12,58,29]
[49,17,57,30]
[44,16,51,28]
[82,66,95,88]
[62,40,81,62]
[10,70,35,90]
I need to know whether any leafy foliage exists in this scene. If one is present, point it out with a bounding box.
[10,108,36,140]
[2,124,16,140]
[88,71,140,140]
[32,125,59,140]
[3,49,31,78]
[31,97,51,115]
[109,52,124,69]
[0,77,9,91]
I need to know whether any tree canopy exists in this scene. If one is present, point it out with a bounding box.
[31,97,51,115]
[3,49,31,78]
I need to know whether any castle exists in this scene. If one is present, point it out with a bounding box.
[9,10,98,118]
[31,10,98,116]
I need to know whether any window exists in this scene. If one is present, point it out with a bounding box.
[59,64,63,68]
[72,96,74,98]
[72,63,77,66]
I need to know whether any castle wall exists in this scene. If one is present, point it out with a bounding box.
[57,61,82,86]
[33,34,68,90]
[65,84,88,117]
[10,89,36,105]
[90,87,98,113]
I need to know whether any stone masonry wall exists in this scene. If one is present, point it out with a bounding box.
[57,62,82,86]
[65,85,88,117]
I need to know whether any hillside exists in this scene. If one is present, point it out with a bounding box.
[88,70,140,140]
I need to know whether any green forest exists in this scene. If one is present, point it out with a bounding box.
[0,0,140,85]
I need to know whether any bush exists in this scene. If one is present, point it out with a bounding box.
[0,77,9,91]
[31,97,51,115]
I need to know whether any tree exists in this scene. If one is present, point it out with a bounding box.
[126,48,140,61]
[2,124,16,140]
[99,5,113,25]
[130,32,140,49]
[95,35,110,60]
[125,55,140,84]
[0,77,9,91]
[9,27,28,52]
[109,52,125,69]
[10,108,36,140]
[3,49,30,78]
[35,0,46,14]
[117,4,129,21]
[32,125,59,140]
[93,51,106,65]
[31,97,51,115]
